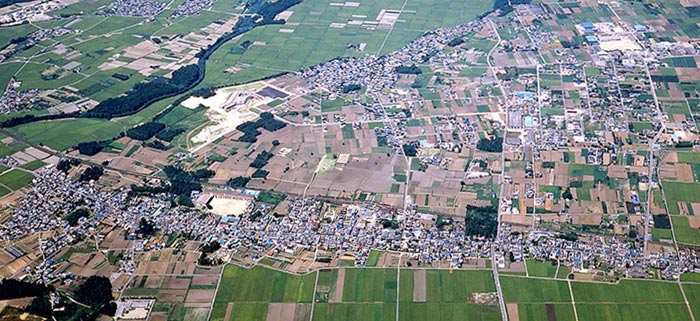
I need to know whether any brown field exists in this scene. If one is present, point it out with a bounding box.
[195,266,223,275]
[149,312,168,321]
[136,262,169,274]
[144,275,163,288]
[223,303,234,321]
[332,268,345,302]
[506,303,520,321]
[191,275,219,286]
[688,215,700,228]
[185,289,216,303]
[162,276,191,289]
[156,289,187,302]
[266,303,297,321]
[674,164,693,182]
[183,307,210,321]
[413,269,427,302]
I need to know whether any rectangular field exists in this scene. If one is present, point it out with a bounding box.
[571,279,684,303]
[0,169,35,191]
[499,277,571,303]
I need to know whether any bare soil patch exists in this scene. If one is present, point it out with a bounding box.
[223,303,234,321]
[332,269,345,302]
[191,275,219,286]
[162,276,191,289]
[506,303,520,321]
[293,304,312,321]
[413,269,427,302]
[185,289,216,303]
[266,303,297,321]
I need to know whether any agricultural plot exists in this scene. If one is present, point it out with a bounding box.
[211,265,315,321]
[575,303,692,321]
[200,0,492,88]
[571,279,684,303]
[682,284,700,321]
[424,269,496,302]
[342,268,397,303]
[525,259,558,278]
[0,169,35,191]
[517,304,576,321]
[500,277,571,303]
[213,266,501,321]
[671,216,700,245]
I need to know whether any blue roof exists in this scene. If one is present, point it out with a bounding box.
[581,22,594,28]
[586,36,599,43]
[634,24,646,31]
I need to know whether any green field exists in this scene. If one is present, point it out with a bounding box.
[517,304,576,321]
[211,265,316,321]
[199,0,492,88]
[19,160,46,171]
[11,95,182,150]
[313,303,395,321]
[208,265,700,321]
[683,283,700,320]
[671,216,700,244]
[398,303,501,321]
[525,259,558,278]
[212,265,505,321]
[571,279,684,303]
[663,182,700,203]
[575,303,692,321]
[214,265,315,303]
[0,169,35,191]
[342,268,397,302]
[425,270,496,302]
[500,277,571,303]
[366,250,380,267]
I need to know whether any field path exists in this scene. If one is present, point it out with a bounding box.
[567,280,580,321]
[307,271,320,321]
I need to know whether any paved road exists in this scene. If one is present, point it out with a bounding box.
[487,18,509,321]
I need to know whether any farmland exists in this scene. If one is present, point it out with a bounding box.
[207,265,700,321]
[198,0,493,88]
[211,266,501,321]
[500,276,696,321]
[0,169,35,191]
